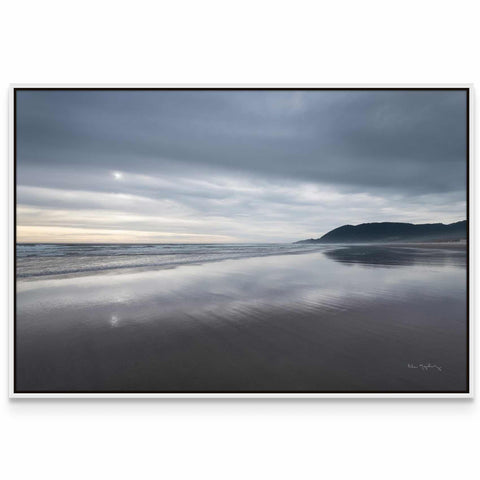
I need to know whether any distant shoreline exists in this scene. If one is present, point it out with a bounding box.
[295,220,467,244]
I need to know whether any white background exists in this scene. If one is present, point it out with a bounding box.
[1,1,478,478]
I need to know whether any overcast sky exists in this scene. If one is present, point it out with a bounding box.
[16,89,467,243]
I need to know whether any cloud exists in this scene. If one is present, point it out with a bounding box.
[15,89,467,243]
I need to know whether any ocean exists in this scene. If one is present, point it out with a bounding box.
[16,243,327,279]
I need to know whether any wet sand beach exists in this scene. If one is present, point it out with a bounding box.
[15,245,468,393]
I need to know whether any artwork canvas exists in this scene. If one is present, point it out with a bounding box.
[11,87,471,397]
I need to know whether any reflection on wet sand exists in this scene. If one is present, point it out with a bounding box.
[324,245,466,268]
[15,246,468,393]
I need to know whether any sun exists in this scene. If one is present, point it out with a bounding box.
[112,171,123,180]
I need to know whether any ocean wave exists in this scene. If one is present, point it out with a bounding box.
[16,243,328,279]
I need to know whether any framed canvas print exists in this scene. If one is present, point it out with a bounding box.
[9,85,472,398]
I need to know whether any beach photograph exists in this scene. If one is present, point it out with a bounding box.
[13,88,469,394]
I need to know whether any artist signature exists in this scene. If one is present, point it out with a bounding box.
[408,363,442,372]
